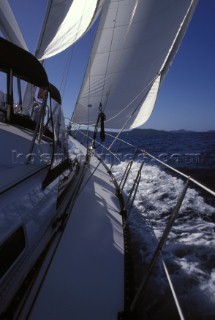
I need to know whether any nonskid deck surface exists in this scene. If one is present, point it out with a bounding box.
[28,151,124,319]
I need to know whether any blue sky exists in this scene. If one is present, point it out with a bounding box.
[145,0,215,131]
[8,0,215,131]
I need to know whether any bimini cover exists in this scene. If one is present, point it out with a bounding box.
[0,38,48,87]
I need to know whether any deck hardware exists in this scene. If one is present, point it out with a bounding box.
[123,161,144,213]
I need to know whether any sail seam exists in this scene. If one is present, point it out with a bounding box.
[35,0,53,58]
[100,1,120,107]
[102,0,139,112]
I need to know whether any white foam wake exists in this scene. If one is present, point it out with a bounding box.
[112,161,215,319]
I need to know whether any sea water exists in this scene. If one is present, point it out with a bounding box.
[112,130,215,319]
[69,130,215,319]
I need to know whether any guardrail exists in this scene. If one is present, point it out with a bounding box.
[68,125,215,320]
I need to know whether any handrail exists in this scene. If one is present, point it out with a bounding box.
[144,150,215,197]
[119,160,133,191]
[105,132,215,197]
[119,149,139,191]
[127,171,141,214]
[161,257,185,320]
[129,179,190,315]
[77,130,121,163]
[72,129,215,197]
[123,161,144,213]
[69,126,215,319]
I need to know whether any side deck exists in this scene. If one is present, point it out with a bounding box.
[21,143,125,319]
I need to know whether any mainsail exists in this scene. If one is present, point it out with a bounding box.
[35,0,104,60]
[72,0,198,130]
[0,0,27,50]
[22,0,104,113]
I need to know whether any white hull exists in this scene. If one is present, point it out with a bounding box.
[0,123,80,314]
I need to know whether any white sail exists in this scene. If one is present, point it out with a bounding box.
[73,0,198,130]
[22,0,103,113]
[130,75,161,129]
[0,0,27,50]
[36,0,104,60]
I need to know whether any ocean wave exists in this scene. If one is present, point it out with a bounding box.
[112,161,215,319]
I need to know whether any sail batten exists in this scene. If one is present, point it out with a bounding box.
[73,0,198,130]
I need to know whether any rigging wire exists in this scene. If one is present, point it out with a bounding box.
[74,72,158,131]
[99,0,120,108]
[72,0,160,134]
[105,74,158,124]
[35,0,54,59]
[80,0,195,150]
[73,0,195,133]
[104,131,215,198]
[57,0,90,105]
[107,75,159,151]
[86,19,99,150]
[59,46,75,100]
[72,0,140,126]
[101,0,140,111]
[69,11,101,149]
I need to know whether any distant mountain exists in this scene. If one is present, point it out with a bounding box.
[133,128,214,133]
[170,129,195,133]
[133,128,166,133]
